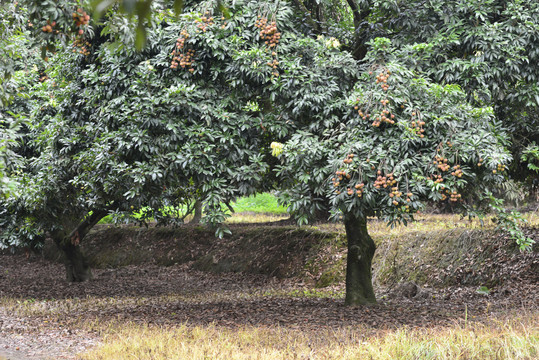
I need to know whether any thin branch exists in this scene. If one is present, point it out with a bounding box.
[181,200,196,222]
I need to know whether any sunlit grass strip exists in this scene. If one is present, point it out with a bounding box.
[313,212,539,238]
[79,314,538,360]
[226,212,289,223]
[231,193,287,214]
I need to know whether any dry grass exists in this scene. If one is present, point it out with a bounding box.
[225,212,289,224]
[313,212,539,239]
[78,312,538,360]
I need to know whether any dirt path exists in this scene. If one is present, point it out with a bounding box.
[1,254,537,359]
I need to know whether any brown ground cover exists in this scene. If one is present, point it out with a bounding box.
[0,217,537,359]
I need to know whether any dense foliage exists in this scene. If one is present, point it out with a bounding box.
[2,1,347,280]
[309,0,539,187]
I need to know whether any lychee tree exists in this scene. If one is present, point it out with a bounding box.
[0,0,302,280]
[274,38,513,305]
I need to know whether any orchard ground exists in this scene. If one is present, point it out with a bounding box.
[0,206,538,359]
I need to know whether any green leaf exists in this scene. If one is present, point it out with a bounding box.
[476,286,490,295]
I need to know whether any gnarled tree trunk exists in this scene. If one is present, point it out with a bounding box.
[52,210,107,282]
[344,213,377,305]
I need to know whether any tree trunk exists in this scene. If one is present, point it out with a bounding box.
[54,238,93,282]
[190,200,203,224]
[344,213,377,305]
[52,210,107,282]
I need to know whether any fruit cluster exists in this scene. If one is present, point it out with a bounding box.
[195,11,214,32]
[410,112,425,138]
[449,190,461,202]
[493,163,505,174]
[72,38,91,56]
[389,186,402,205]
[477,157,483,166]
[332,176,365,198]
[333,170,351,183]
[266,58,280,70]
[41,20,56,33]
[353,183,365,197]
[428,174,444,184]
[255,15,281,77]
[220,16,227,29]
[255,16,281,48]
[170,30,195,72]
[342,153,354,164]
[451,164,463,177]
[373,108,395,127]
[375,69,390,91]
[374,171,396,189]
[73,8,90,35]
[434,155,450,172]
[361,99,393,128]
[355,106,371,121]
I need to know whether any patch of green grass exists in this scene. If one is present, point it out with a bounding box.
[231,193,287,214]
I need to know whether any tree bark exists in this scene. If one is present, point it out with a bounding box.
[190,200,203,224]
[344,213,377,305]
[52,210,107,282]
[346,0,372,61]
[54,238,93,282]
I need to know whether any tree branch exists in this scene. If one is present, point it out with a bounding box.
[346,0,362,30]
[68,209,108,245]
[225,202,235,214]
[291,0,320,32]
[346,0,373,60]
